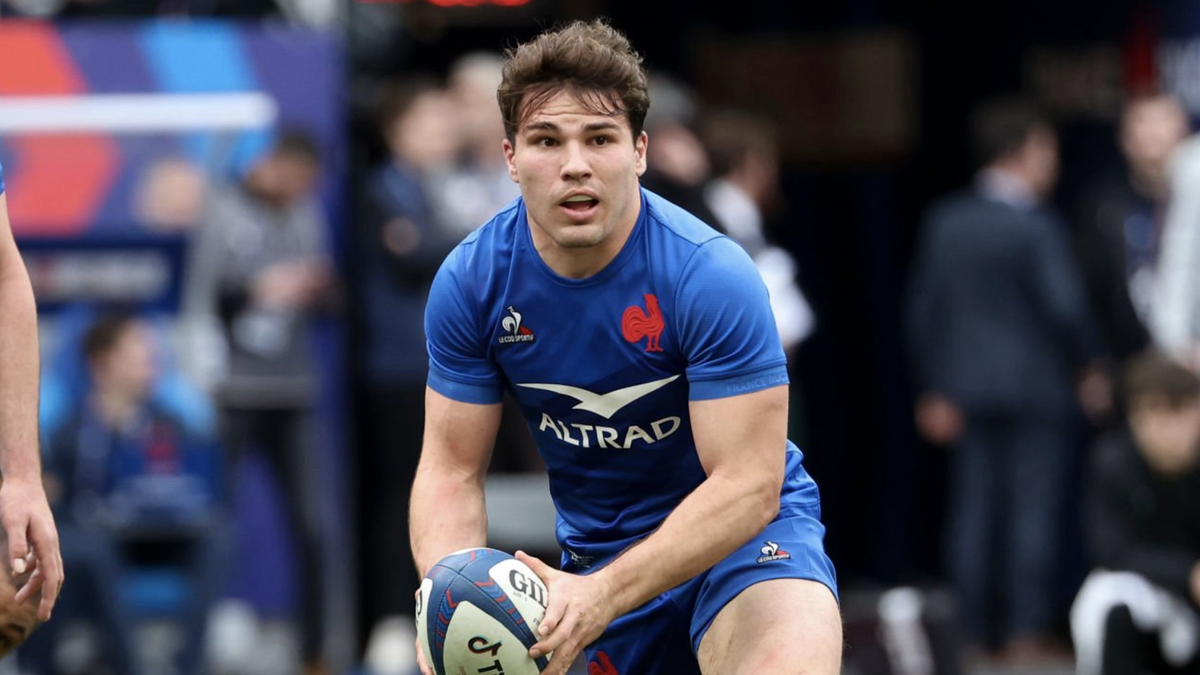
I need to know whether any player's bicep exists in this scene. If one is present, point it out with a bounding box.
[689,385,788,487]
[420,386,502,479]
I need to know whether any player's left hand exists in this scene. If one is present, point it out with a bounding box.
[0,478,62,621]
[516,550,617,675]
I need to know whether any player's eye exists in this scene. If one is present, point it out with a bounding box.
[535,137,557,148]
[593,136,612,146]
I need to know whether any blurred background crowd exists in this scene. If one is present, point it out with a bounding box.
[1,0,1200,674]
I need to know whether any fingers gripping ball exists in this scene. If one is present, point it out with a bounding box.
[0,537,41,656]
[417,548,551,675]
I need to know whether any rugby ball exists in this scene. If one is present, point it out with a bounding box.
[416,547,551,675]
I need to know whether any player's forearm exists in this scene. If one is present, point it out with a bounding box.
[0,255,40,483]
[594,468,778,618]
[410,464,489,578]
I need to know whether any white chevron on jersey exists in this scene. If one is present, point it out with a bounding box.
[517,375,680,419]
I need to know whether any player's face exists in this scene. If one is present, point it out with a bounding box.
[503,89,647,276]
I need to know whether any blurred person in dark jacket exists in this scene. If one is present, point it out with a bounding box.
[355,78,463,675]
[21,312,226,675]
[640,75,723,231]
[1070,350,1200,675]
[906,97,1109,664]
[184,131,338,675]
[1075,91,1190,365]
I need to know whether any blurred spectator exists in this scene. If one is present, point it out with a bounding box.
[701,107,815,354]
[183,130,338,675]
[354,78,462,675]
[133,157,210,235]
[432,52,522,236]
[640,75,723,230]
[905,97,1107,663]
[22,311,227,675]
[1070,350,1200,675]
[1075,91,1190,366]
[1152,127,1200,370]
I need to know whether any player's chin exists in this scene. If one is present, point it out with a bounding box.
[552,225,608,249]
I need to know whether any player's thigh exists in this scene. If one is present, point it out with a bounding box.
[696,577,841,675]
[690,510,841,674]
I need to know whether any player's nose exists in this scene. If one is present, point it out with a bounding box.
[560,140,592,180]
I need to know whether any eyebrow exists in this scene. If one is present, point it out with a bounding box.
[583,121,622,133]
[523,121,560,134]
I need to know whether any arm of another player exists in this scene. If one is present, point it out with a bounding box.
[0,194,62,621]
[520,386,787,675]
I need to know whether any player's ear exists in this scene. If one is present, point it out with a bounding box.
[634,131,648,177]
[503,138,520,183]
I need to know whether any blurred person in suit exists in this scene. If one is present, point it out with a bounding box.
[21,312,227,675]
[906,97,1109,664]
[1075,91,1190,366]
[1070,350,1200,675]
[184,131,338,675]
[355,78,464,674]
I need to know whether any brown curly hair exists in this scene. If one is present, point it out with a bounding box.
[498,19,650,142]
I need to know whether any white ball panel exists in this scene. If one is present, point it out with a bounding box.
[415,578,434,670]
[442,601,541,675]
[490,559,550,634]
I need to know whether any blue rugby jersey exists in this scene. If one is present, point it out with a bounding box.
[426,188,819,561]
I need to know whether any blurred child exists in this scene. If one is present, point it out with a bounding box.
[22,312,227,675]
[1070,350,1200,675]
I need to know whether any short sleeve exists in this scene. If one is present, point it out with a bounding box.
[676,237,790,400]
[424,248,505,404]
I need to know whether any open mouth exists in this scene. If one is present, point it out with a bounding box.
[561,195,599,212]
